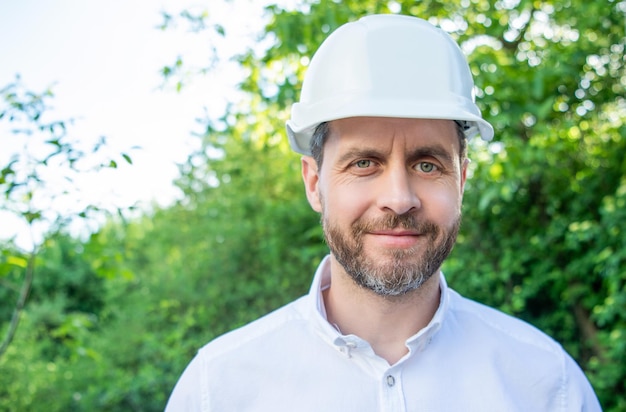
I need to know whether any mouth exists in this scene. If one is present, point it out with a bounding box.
[352,215,439,249]
[369,229,422,236]
[365,230,424,248]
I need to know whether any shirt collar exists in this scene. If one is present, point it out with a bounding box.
[307,255,450,356]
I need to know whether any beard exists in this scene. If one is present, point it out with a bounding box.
[322,211,460,297]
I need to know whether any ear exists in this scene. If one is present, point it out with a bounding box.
[301,156,322,213]
[460,158,469,195]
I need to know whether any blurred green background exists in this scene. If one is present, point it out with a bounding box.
[1,0,625,410]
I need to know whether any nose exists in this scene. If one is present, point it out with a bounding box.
[376,166,421,215]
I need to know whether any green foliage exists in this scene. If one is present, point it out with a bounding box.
[0,77,136,409]
[0,234,102,411]
[434,2,626,407]
[1,0,624,410]
[0,78,134,234]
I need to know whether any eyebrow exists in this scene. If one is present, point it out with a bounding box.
[336,148,385,165]
[406,145,456,165]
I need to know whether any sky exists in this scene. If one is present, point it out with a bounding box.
[0,0,271,248]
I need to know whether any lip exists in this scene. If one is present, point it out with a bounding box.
[368,229,422,236]
[365,230,423,248]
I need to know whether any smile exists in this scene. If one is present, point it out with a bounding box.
[365,231,423,248]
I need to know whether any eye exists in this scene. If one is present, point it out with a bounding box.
[417,162,437,173]
[354,159,372,169]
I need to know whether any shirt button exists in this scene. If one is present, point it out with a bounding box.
[386,375,396,387]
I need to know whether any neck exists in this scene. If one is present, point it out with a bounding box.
[323,257,441,365]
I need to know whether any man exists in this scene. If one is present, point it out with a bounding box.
[166,14,601,411]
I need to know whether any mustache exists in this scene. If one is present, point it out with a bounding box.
[352,213,439,236]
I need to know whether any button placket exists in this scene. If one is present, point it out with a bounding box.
[380,369,405,412]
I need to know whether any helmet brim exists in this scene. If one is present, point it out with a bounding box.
[286,98,494,156]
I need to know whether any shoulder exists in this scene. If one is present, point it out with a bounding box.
[443,289,601,410]
[165,295,312,411]
[447,288,561,352]
[197,295,310,361]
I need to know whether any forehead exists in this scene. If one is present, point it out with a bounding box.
[325,117,460,155]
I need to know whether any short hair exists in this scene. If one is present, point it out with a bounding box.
[310,120,468,168]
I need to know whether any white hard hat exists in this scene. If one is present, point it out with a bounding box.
[286,14,494,155]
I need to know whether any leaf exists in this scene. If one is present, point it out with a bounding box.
[122,153,133,165]
[7,255,28,268]
[24,210,42,223]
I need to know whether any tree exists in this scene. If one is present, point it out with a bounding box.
[0,77,133,359]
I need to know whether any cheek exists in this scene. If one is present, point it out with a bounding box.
[321,184,371,225]
[423,186,463,221]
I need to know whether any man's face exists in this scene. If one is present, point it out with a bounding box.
[302,117,468,297]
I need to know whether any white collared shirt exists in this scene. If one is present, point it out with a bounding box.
[166,256,601,411]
